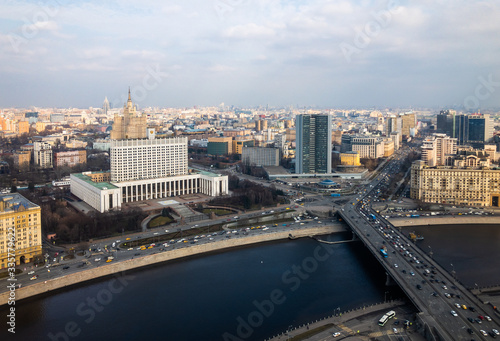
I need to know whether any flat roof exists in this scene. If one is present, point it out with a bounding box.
[198,170,222,177]
[72,173,118,190]
[0,193,39,212]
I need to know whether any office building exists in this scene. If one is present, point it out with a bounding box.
[242,147,280,166]
[0,193,42,268]
[232,139,254,155]
[296,114,332,174]
[341,134,384,159]
[436,111,492,148]
[340,151,361,166]
[103,96,110,115]
[207,137,233,155]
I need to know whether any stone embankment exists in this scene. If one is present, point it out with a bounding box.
[0,225,346,306]
[389,215,499,227]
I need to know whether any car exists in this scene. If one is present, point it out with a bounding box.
[467,328,474,334]
[393,327,398,333]
[28,270,35,275]
[450,310,458,317]
[394,264,398,268]
[63,266,69,270]
[469,306,476,312]
[485,316,492,322]
[332,332,341,337]
[475,318,482,324]
[410,271,415,276]
[467,317,475,323]
[462,304,467,310]
[490,331,497,338]
[493,329,500,336]
[480,330,488,336]
[444,293,451,298]
[416,284,422,290]
[454,303,461,309]
[30,275,38,280]
[442,285,448,290]
[478,315,485,320]
[134,253,140,256]
[432,292,438,297]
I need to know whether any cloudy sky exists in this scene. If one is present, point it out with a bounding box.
[1,0,500,110]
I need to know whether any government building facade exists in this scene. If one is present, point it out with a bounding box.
[70,92,228,213]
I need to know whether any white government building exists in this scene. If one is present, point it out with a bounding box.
[71,137,228,212]
[71,95,228,212]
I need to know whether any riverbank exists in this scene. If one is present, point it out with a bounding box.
[389,215,499,227]
[0,224,346,307]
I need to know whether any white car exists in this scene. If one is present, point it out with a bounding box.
[95,258,101,262]
[450,310,458,317]
[28,270,35,275]
[394,264,398,268]
[332,332,341,337]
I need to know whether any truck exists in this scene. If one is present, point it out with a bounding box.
[379,248,388,258]
[331,193,341,197]
[410,214,420,218]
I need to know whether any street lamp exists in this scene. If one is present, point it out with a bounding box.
[450,263,456,279]
[428,245,433,259]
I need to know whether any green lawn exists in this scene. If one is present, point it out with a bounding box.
[202,208,233,216]
[148,216,174,228]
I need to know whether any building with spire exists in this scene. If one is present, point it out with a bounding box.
[70,90,229,213]
[102,96,110,115]
[110,89,147,140]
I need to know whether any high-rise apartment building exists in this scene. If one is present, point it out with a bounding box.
[400,112,416,137]
[296,114,332,174]
[34,141,53,169]
[421,133,457,167]
[0,193,42,268]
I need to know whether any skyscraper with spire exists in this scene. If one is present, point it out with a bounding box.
[102,96,110,115]
[110,89,147,140]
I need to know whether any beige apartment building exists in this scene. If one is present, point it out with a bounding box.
[0,193,42,268]
[410,160,500,207]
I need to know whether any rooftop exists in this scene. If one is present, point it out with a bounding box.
[72,172,118,190]
[0,193,39,213]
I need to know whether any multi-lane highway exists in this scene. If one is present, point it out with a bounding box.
[340,152,500,340]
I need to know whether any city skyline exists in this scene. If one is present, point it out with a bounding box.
[1,1,500,109]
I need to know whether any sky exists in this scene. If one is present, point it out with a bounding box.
[1,0,500,110]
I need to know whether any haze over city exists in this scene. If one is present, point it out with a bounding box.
[1,0,500,109]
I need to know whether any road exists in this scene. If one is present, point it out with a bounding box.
[339,149,500,341]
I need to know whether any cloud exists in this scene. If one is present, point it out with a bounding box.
[222,23,276,39]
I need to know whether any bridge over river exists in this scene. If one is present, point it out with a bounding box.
[338,158,500,341]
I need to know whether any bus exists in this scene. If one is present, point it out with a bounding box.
[378,310,396,326]
[369,213,376,221]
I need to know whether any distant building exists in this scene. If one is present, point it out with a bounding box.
[0,193,42,268]
[340,151,361,166]
[207,137,233,155]
[296,114,332,174]
[232,139,254,155]
[255,120,268,131]
[421,133,457,167]
[110,90,147,140]
[242,147,280,166]
[33,141,53,169]
[54,150,87,168]
[342,134,384,159]
[13,150,31,169]
[436,111,493,148]
[103,96,110,115]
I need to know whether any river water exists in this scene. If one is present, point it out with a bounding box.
[1,223,498,341]
[402,223,500,288]
[1,232,399,341]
